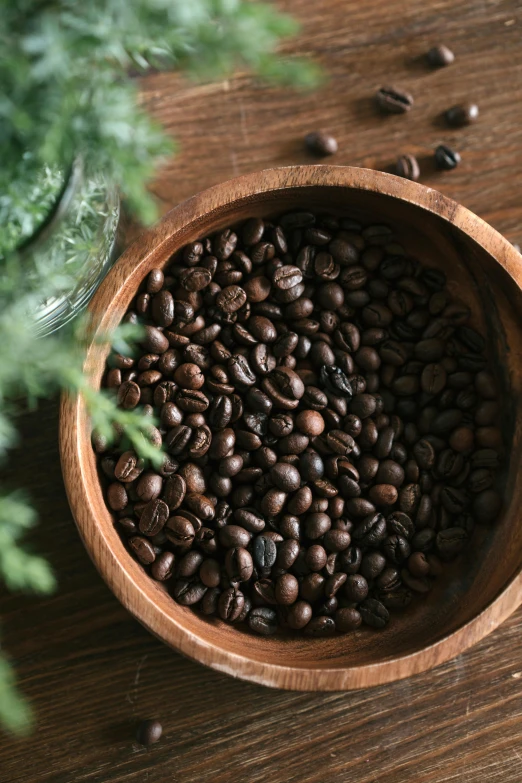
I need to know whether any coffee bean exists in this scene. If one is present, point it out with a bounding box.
[218,588,245,622]
[305,131,338,156]
[139,498,169,536]
[427,44,455,67]
[344,574,369,602]
[129,536,156,565]
[305,544,328,572]
[368,484,398,507]
[335,607,362,632]
[436,527,467,560]
[199,558,221,588]
[107,482,128,511]
[117,380,141,409]
[248,607,278,635]
[396,154,420,181]
[435,144,461,170]
[353,513,386,547]
[165,515,195,547]
[178,550,204,578]
[408,552,430,578]
[275,574,299,605]
[252,535,277,568]
[137,719,163,746]
[376,86,414,114]
[304,616,336,636]
[285,600,313,630]
[287,486,313,515]
[445,102,479,127]
[225,547,254,582]
[151,551,176,581]
[359,599,389,628]
[421,363,447,394]
[270,463,301,492]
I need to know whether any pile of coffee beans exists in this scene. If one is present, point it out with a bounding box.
[97,211,503,636]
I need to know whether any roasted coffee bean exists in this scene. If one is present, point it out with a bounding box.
[304,616,336,636]
[427,44,455,67]
[117,380,141,409]
[252,535,277,568]
[225,547,254,582]
[304,131,338,157]
[445,102,479,127]
[276,538,300,570]
[335,607,362,632]
[151,551,176,582]
[248,607,278,635]
[199,558,221,588]
[435,144,461,170]
[178,550,204,578]
[107,482,128,511]
[275,574,299,605]
[165,515,195,547]
[285,600,313,630]
[359,599,389,628]
[270,462,301,492]
[344,574,369,602]
[396,154,420,181]
[139,498,169,536]
[353,513,386,547]
[200,587,220,615]
[233,507,265,533]
[368,484,398,506]
[218,588,245,622]
[114,451,145,483]
[129,536,156,565]
[137,719,163,746]
[436,527,468,560]
[376,86,414,114]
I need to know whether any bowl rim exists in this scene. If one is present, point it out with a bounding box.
[60,165,522,691]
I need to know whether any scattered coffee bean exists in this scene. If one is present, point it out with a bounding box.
[435,144,461,171]
[427,45,455,67]
[305,131,338,157]
[395,154,420,181]
[445,102,479,127]
[376,86,414,114]
[100,208,503,639]
[136,719,163,746]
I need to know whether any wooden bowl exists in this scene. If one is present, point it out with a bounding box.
[60,165,522,690]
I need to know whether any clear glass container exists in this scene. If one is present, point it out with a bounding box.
[1,157,120,336]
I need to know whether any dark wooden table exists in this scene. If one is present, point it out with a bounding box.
[4,1,522,781]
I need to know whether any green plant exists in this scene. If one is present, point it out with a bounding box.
[0,0,318,734]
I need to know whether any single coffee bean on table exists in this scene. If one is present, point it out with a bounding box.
[435,144,461,171]
[445,102,479,127]
[426,44,455,67]
[304,131,338,157]
[136,719,163,746]
[395,154,420,181]
[375,86,414,114]
[97,209,503,637]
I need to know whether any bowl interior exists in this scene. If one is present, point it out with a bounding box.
[76,172,522,684]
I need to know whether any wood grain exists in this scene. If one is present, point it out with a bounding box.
[4,0,522,780]
[60,164,522,691]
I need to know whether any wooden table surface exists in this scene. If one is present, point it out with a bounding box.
[4,1,522,781]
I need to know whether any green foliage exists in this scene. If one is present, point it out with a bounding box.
[0,0,317,736]
[1,0,319,223]
[0,654,33,735]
